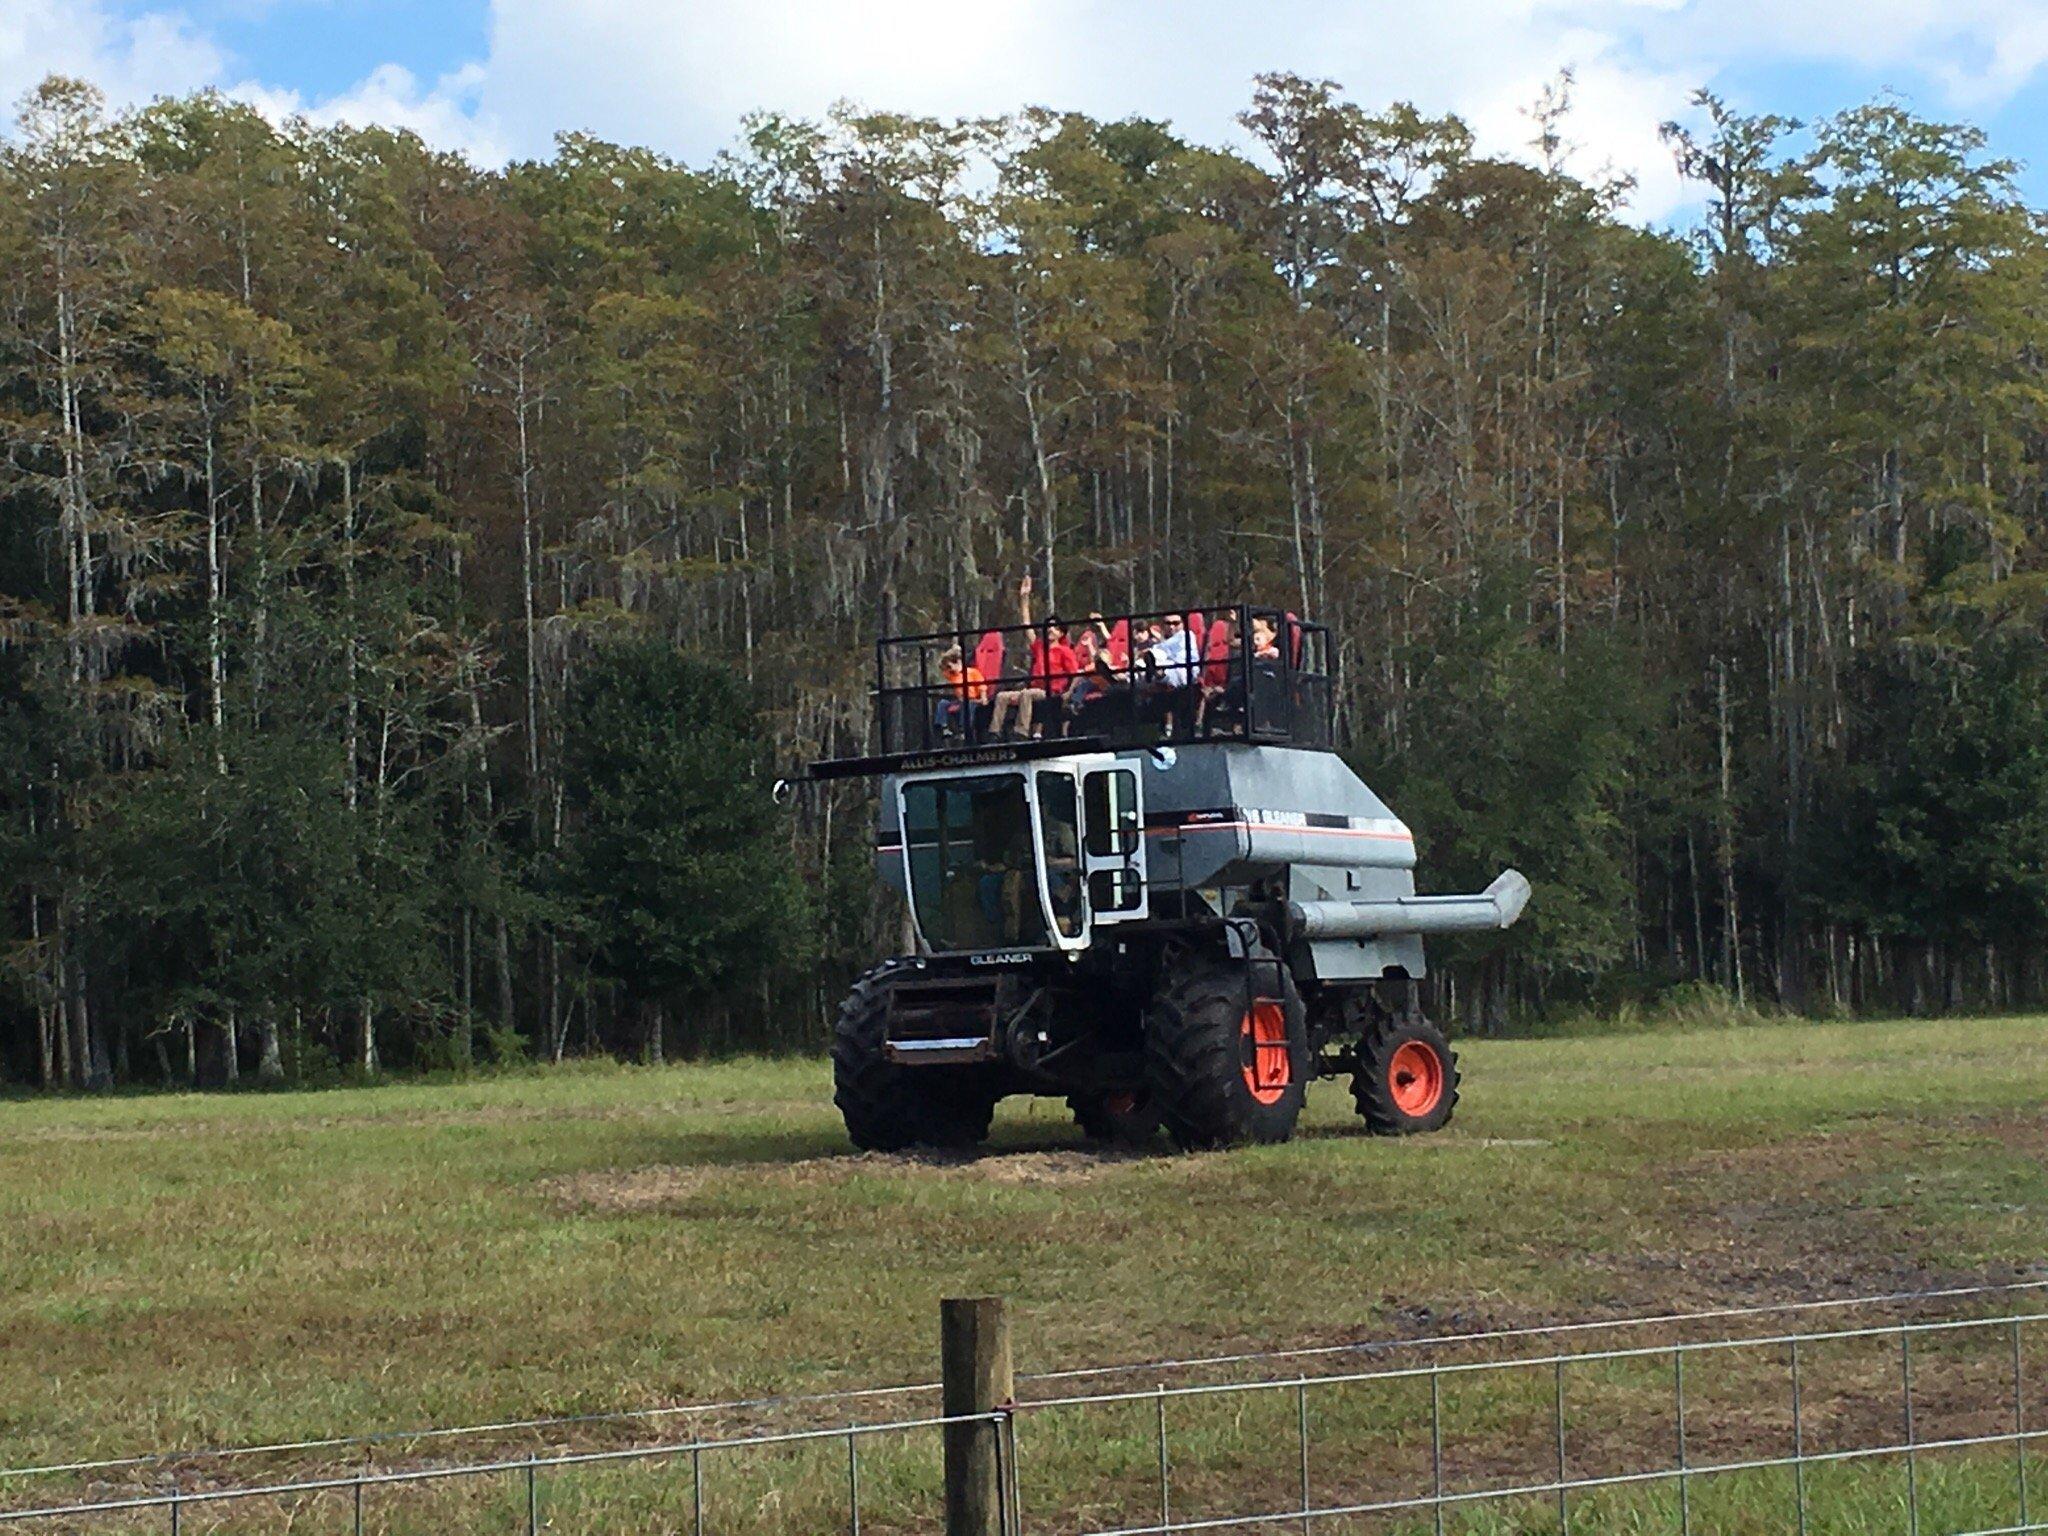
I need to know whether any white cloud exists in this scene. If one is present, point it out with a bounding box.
[0,0,222,118]
[463,0,1713,217]
[5,0,2048,223]
[230,62,510,164]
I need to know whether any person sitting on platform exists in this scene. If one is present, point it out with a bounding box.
[989,574,1078,739]
[933,643,989,740]
[1138,611,1199,733]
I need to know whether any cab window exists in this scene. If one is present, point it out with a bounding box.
[901,775,1048,952]
[1036,772,1083,940]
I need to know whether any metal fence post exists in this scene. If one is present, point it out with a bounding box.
[169,1492,181,1536]
[1430,1366,1446,1536]
[353,1472,365,1536]
[692,1444,704,1536]
[1554,1358,1570,1536]
[1789,1338,1808,1536]
[847,1426,861,1536]
[942,1296,1013,1536]
[1673,1350,1690,1536]
[525,1452,538,1536]
[1296,1379,1311,1534]
[999,1409,1025,1536]
[1155,1385,1170,1532]
[2014,1318,2031,1530]
[1900,1328,1919,1536]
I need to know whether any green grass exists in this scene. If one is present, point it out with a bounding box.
[4,1016,2046,1531]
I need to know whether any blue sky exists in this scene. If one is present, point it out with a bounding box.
[8,0,2048,224]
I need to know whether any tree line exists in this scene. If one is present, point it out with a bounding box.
[4,69,2046,1090]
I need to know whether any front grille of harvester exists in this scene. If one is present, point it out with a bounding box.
[883,974,1004,1063]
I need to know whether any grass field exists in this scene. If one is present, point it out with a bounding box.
[5,1016,2048,1531]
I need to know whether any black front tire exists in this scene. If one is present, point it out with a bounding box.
[1350,1012,1459,1135]
[1144,950,1308,1151]
[832,965,999,1152]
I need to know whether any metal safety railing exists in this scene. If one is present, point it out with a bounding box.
[1015,1308,2045,1536]
[867,602,1334,762]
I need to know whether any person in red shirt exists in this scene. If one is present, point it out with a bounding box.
[989,574,1078,738]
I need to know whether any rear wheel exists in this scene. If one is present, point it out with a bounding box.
[1067,1088,1161,1147]
[1351,1012,1458,1135]
[1144,951,1307,1150]
[832,965,999,1151]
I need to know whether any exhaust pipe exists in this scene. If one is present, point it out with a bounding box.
[1289,869,1531,939]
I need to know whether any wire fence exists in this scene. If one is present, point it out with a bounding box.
[5,1283,2046,1534]
[1019,1308,2046,1536]
[11,1278,2042,1490]
[0,1412,1005,1534]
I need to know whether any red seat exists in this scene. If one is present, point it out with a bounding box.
[1202,621,1234,689]
[974,630,1009,689]
[1106,619,1130,671]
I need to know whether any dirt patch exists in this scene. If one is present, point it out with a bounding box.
[543,1146,1154,1213]
[1970,1108,2048,1156]
[1584,1111,2048,1315]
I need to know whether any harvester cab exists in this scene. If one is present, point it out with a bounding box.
[805,602,1529,1152]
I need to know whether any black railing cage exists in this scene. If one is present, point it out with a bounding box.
[869,602,1335,761]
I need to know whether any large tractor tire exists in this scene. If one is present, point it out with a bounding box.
[1067,1088,1162,1147]
[1143,950,1308,1151]
[832,966,999,1152]
[1351,1011,1459,1135]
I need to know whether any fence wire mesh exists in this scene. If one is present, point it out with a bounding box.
[1022,1309,2045,1536]
[5,1283,2045,1534]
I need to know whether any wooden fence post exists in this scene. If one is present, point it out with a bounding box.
[943,1295,1013,1536]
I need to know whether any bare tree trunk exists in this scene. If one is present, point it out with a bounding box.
[29,867,53,1087]
[516,348,542,799]
[1778,518,1805,1011]
[204,413,226,772]
[62,920,97,1090]
[54,972,73,1089]
[1715,658,1745,1004]
[342,459,358,812]
[548,933,565,1063]
[458,907,475,1068]
[495,916,516,1046]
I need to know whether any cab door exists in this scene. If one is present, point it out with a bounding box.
[1032,769,1089,952]
[1081,760,1148,924]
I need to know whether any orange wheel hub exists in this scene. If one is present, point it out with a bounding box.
[1241,1001,1292,1105]
[1104,1090,1140,1117]
[1387,1040,1445,1117]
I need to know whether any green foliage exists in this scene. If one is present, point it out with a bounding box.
[557,639,807,1020]
[1369,576,1655,990]
[5,69,2048,1087]
[1814,628,2048,950]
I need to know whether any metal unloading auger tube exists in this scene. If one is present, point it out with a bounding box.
[1288,869,1532,939]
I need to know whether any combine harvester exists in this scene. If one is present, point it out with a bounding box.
[798,602,1528,1151]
